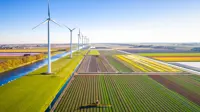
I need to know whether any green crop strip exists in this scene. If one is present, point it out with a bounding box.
[55,75,200,112]
[88,50,100,56]
[106,55,133,72]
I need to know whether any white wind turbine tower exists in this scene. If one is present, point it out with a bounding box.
[33,0,61,74]
[64,25,76,58]
[78,29,81,51]
[81,34,84,47]
[84,36,87,46]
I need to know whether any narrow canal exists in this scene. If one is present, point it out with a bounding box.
[0,47,86,86]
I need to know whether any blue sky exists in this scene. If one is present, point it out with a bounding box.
[1,0,200,43]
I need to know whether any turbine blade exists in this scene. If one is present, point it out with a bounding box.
[48,0,50,18]
[32,20,48,30]
[63,25,71,30]
[72,28,76,31]
[50,19,62,27]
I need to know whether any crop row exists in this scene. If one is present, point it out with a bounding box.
[78,55,116,73]
[116,55,181,72]
[55,75,200,112]
[162,75,200,96]
[149,75,200,105]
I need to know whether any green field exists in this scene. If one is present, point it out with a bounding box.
[161,75,200,95]
[55,75,200,112]
[0,50,87,112]
[106,56,133,72]
[88,50,100,56]
[138,53,200,56]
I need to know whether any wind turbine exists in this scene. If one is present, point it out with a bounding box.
[33,0,61,74]
[64,25,76,58]
[78,29,81,51]
[81,34,84,47]
[84,36,87,46]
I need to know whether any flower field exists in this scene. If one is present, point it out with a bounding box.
[54,75,200,112]
[150,56,200,62]
[138,53,200,62]
[116,55,181,72]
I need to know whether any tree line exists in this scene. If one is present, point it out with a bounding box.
[0,53,45,72]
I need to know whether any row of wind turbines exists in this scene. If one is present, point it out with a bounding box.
[32,0,89,74]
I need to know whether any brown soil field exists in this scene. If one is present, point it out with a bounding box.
[77,55,116,73]
[149,75,200,105]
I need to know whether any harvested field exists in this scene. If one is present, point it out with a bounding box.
[149,75,200,105]
[54,75,200,112]
[77,55,116,73]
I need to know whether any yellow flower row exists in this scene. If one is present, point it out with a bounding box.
[116,54,181,72]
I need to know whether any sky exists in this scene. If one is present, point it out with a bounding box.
[1,0,200,44]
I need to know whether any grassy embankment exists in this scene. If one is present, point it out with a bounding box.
[0,50,87,112]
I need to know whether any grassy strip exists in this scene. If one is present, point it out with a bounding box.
[138,53,200,57]
[0,50,87,112]
[88,50,100,56]
[106,55,133,72]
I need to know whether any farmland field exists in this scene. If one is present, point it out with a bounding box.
[138,53,200,62]
[77,55,116,73]
[150,75,200,105]
[138,53,200,56]
[0,47,67,53]
[99,50,133,72]
[54,75,200,112]
[88,50,100,56]
[116,55,181,72]
[121,48,190,53]
[150,56,200,62]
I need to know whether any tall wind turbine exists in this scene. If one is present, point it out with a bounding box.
[81,34,84,47]
[64,25,76,58]
[78,29,81,51]
[84,36,87,46]
[33,0,61,74]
